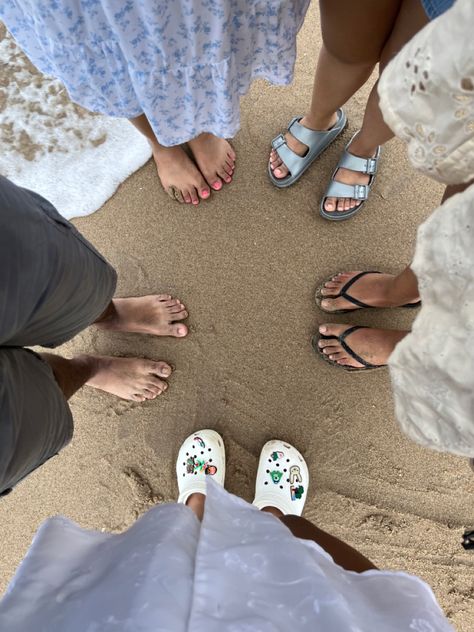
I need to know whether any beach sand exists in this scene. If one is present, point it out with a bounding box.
[0,3,473,629]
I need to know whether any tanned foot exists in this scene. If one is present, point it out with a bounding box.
[95,295,188,338]
[152,144,210,205]
[79,355,173,401]
[317,323,408,369]
[320,271,420,312]
[188,133,236,191]
[269,112,338,179]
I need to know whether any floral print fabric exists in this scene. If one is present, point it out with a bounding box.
[1,0,310,146]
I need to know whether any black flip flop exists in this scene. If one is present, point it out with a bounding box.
[315,271,421,314]
[311,325,386,372]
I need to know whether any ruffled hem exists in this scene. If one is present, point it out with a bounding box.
[3,0,310,146]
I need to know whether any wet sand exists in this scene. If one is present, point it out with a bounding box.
[0,3,473,629]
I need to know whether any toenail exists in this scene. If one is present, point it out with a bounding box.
[201,189,210,198]
[318,341,324,347]
[162,366,171,376]
[319,326,327,333]
[212,181,222,190]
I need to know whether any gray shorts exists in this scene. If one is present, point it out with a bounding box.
[0,176,117,496]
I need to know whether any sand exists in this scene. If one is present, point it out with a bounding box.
[0,3,473,629]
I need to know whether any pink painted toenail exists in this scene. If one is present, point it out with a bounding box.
[212,181,222,190]
[201,189,210,198]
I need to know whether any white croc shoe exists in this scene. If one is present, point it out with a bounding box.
[177,429,225,504]
[253,440,309,516]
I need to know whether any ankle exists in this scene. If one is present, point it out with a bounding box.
[186,492,206,521]
[73,354,105,382]
[347,133,378,158]
[384,277,420,307]
[261,505,284,518]
[302,111,338,132]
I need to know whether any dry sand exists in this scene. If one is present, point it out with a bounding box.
[0,3,473,629]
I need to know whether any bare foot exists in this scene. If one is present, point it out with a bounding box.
[323,135,377,214]
[95,295,188,338]
[320,271,420,312]
[188,133,236,191]
[317,324,408,368]
[269,112,338,179]
[152,144,210,205]
[79,355,172,401]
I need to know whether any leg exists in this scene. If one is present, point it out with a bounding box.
[281,514,377,572]
[94,294,188,338]
[130,114,210,204]
[441,179,474,204]
[270,0,402,179]
[186,492,206,522]
[41,353,172,402]
[324,0,429,213]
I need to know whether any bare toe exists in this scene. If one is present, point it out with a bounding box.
[150,361,172,378]
[274,165,289,179]
[324,197,336,212]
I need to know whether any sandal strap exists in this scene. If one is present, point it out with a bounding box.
[271,139,307,175]
[287,110,344,146]
[339,326,381,369]
[338,150,379,175]
[339,271,381,309]
[325,180,370,200]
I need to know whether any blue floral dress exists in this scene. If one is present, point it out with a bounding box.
[1,0,310,146]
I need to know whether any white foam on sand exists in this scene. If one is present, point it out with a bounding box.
[0,25,152,220]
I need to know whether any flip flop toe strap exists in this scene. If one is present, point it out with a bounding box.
[339,326,381,369]
[337,271,381,309]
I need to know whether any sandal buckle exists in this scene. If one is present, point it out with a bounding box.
[366,158,377,174]
[354,184,368,199]
[272,134,286,150]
